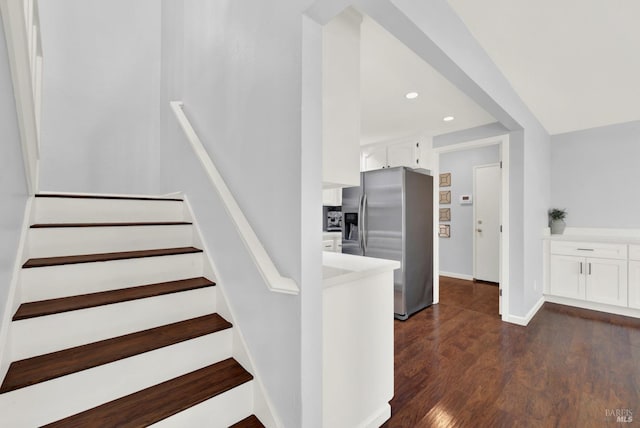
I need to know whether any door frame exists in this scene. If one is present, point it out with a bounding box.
[472,162,501,283]
[432,134,510,322]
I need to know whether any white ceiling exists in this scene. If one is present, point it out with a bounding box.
[359,15,496,145]
[447,0,640,135]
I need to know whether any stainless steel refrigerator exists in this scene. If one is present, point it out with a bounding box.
[342,167,433,320]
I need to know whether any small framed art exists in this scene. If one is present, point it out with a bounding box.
[439,172,451,187]
[439,208,451,221]
[439,190,451,204]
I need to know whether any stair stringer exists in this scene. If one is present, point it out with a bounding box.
[184,194,281,428]
[0,196,33,384]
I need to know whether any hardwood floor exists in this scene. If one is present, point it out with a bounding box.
[384,276,640,427]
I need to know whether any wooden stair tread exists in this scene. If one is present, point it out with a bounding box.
[35,193,183,201]
[22,247,202,268]
[31,222,192,228]
[42,358,253,428]
[13,277,215,321]
[0,313,231,393]
[230,415,266,428]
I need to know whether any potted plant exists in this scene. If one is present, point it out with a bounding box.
[548,208,567,235]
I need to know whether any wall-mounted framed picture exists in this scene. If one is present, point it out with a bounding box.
[439,172,451,187]
[439,208,451,221]
[439,190,451,204]
[439,224,450,238]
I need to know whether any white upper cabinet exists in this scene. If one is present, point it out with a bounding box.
[361,139,430,172]
[361,145,387,172]
[387,141,418,168]
[322,188,342,206]
[322,9,362,188]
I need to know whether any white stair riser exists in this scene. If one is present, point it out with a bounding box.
[34,198,185,224]
[150,381,254,428]
[12,287,217,360]
[28,225,194,258]
[21,253,204,301]
[0,331,232,428]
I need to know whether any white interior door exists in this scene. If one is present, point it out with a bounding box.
[473,164,501,284]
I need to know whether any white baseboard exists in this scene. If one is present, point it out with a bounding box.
[545,295,640,319]
[506,296,545,326]
[439,271,473,281]
[359,403,391,428]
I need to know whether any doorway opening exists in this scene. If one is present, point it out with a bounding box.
[302,3,513,322]
[433,135,510,321]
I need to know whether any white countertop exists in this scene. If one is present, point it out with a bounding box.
[543,228,640,245]
[322,252,400,288]
[323,232,342,239]
[545,235,640,245]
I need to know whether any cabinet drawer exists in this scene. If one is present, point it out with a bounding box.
[629,245,640,261]
[550,241,627,260]
[323,240,335,251]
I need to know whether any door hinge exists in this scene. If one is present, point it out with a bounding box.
[416,142,420,148]
[500,161,503,169]
[500,225,503,232]
[416,158,419,164]
[499,289,502,296]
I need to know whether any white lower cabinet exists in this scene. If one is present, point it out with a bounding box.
[549,241,628,308]
[550,255,585,299]
[322,233,343,253]
[629,260,640,310]
[585,258,627,306]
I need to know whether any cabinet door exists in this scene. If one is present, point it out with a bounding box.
[387,142,417,169]
[585,258,627,307]
[550,255,585,299]
[322,189,342,206]
[323,240,335,252]
[362,146,387,171]
[629,260,640,309]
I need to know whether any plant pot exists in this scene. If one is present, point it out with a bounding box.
[550,219,566,235]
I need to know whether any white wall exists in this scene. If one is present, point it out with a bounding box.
[439,145,499,277]
[551,120,640,228]
[0,16,29,364]
[38,0,161,194]
[159,1,315,426]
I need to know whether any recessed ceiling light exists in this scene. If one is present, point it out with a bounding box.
[405,92,419,99]
[443,116,455,122]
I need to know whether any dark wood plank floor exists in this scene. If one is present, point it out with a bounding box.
[384,276,640,427]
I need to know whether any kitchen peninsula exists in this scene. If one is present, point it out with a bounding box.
[322,251,400,428]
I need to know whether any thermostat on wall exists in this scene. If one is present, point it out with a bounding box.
[459,195,472,205]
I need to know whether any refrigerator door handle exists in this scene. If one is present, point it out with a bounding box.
[358,194,364,253]
[362,193,368,253]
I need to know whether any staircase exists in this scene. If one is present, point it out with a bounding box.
[0,193,268,427]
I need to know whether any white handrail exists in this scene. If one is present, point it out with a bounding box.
[170,101,299,295]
